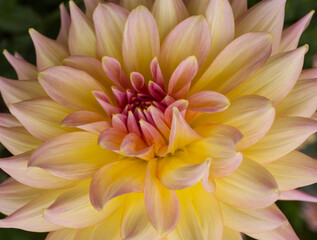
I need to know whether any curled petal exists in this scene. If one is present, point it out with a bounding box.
[145,160,180,235]
[120,133,154,160]
[157,152,211,190]
[98,127,126,150]
[215,158,279,209]
[90,160,147,210]
[122,5,160,80]
[69,1,97,57]
[30,132,118,179]
[244,117,317,164]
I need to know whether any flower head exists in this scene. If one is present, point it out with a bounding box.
[0,0,317,239]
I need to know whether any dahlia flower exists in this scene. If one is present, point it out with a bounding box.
[0,0,317,239]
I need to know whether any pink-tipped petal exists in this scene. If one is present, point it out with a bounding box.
[235,0,286,54]
[130,72,148,93]
[168,56,198,99]
[215,158,279,209]
[150,57,165,89]
[69,1,97,57]
[279,10,314,52]
[29,29,68,71]
[93,90,121,117]
[93,3,128,61]
[3,50,37,80]
[140,119,166,154]
[164,99,188,126]
[57,3,71,45]
[122,5,160,80]
[265,151,317,191]
[90,159,146,210]
[191,32,273,94]
[39,66,105,112]
[0,77,47,104]
[187,91,230,113]
[144,160,180,235]
[148,106,170,139]
[160,16,211,79]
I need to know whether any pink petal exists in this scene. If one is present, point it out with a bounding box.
[0,113,21,127]
[150,57,165,89]
[229,0,247,19]
[98,127,126,151]
[187,91,229,113]
[148,106,170,139]
[279,190,317,203]
[57,3,71,45]
[93,90,121,117]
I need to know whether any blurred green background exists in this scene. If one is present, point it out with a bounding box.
[0,0,317,239]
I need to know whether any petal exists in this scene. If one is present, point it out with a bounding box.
[98,127,126,150]
[235,0,286,53]
[186,0,209,15]
[190,124,243,178]
[0,179,41,215]
[187,91,229,113]
[46,229,77,240]
[300,67,317,80]
[56,3,71,45]
[222,227,243,240]
[120,0,154,11]
[204,0,235,61]
[69,1,97,57]
[63,56,114,92]
[61,111,107,127]
[3,50,37,80]
[265,151,317,191]
[147,106,170,139]
[276,78,317,117]
[29,29,68,71]
[122,6,160,80]
[45,180,124,228]
[191,32,273,94]
[220,202,286,233]
[204,95,275,150]
[93,3,128,61]
[215,158,279,209]
[168,56,198,99]
[159,16,211,79]
[0,126,41,155]
[227,46,307,105]
[9,97,73,141]
[244,117,317,164]
[140,119,166,154]
[0,189,63,232]
[90,159,147,210]
[0,113,21,127]
[0,77,47,104]
[167,107,201,154]
[84,0,99,18]
[278,10,314,53]
[29,132,118,179]
[229,0,247,19]
[157,152,211,190]
[170,184,223,240]
[121,193,159,240]
[152,0,188,42]
[247,221,299,240]
[144,160,180,235]
[0,151,77,189]
[279,190,317,203]
[38,66,105,112]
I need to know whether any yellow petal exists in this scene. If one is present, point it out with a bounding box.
[227,46,307,105]
[222,227,242,240]
[90,159,146,210]
[215,158,279,209]
[29,132,118,179]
